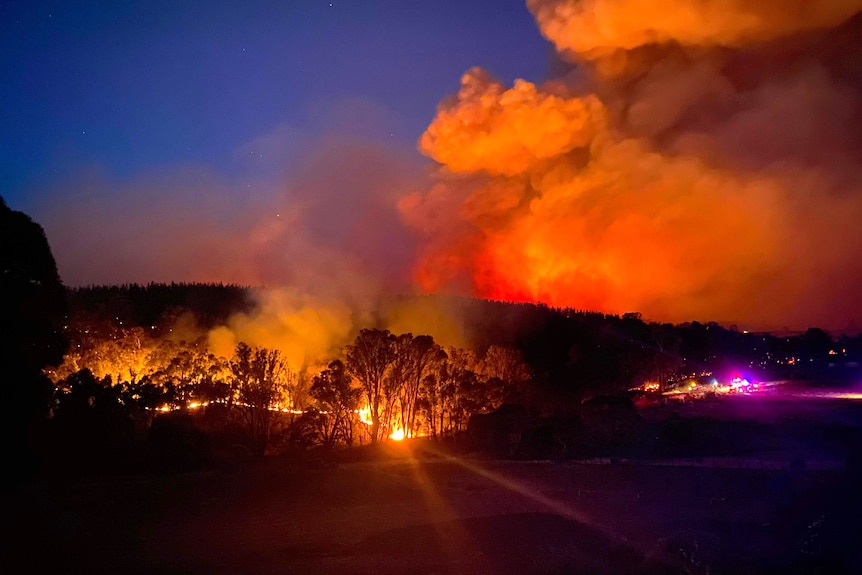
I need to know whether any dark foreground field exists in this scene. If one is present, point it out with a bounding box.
[3,450,859,574]
[4,395,862,574]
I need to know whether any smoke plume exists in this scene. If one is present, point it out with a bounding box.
[30,3,862,334]
[402,2,862,331]
[527,0,862,55]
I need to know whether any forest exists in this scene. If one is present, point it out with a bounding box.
[4,197,861,475]
[26,281,860,474]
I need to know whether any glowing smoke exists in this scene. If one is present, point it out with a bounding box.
[527,0,862,55]
[29,3,862,334]
[208,287,361,370]
[402,2,862,331]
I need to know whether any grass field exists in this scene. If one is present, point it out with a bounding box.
[4,396,861,574]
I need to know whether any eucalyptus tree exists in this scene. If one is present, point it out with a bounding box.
[229,342,294,455]
[310,359,362,446]
[345,329,397,443]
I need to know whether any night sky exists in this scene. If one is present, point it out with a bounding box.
[2,0,550,209]
[4,0,862,332]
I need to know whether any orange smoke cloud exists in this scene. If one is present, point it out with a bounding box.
[208,287,361,369]
[420,68,606,176]
[527,0,862,55]
[403,3,862,330]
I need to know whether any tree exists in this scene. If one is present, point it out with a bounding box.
[51,325,155,385]
[644,323,683,392]
[422,346,481,437]
[51,369,135,472]
[384,334,440,439]
[120,374,175,435]
[229,342,294,455]
[0,196,69,475]
[310,359,362,446]
[482,345,531,404]
[150,339,227,407]
[345,329,397,443]
[396,334,440,438]
[445,347,483,432]
[0,197,68,374]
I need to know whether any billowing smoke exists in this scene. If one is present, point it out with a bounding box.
[402,1,862,331]
[527,0,862,55]
[208,287,362,370]
[30,2,862,335]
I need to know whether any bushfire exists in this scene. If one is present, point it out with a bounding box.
[49,318,530,450]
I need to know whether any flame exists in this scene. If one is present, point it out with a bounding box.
[358,405,373,426]
[356,404,409,441]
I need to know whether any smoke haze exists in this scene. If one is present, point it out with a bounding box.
[31,3,862,334]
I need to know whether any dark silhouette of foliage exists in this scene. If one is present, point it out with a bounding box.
[310,359,362,446]
[0,196,69,476]
[389,334,441,438]
[49,369,135,473]
[286,408,327,449]
[65,282,252,339]
[229,342,294,455]
[345,328,397,443]
[467,403,530,456]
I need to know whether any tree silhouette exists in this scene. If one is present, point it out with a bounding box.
[310,359,361,446]
[0,196,68,475]
[421,346,481,437]
[229,342,294,455]
[345,329,397,443]
[482,345,531,404]
[394,334,440,438]
[50,369,136,471]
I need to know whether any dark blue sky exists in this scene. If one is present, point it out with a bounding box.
[1,0,554,211]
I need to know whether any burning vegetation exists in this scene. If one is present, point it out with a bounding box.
[47,285,536,461]
[41,283,862,469]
